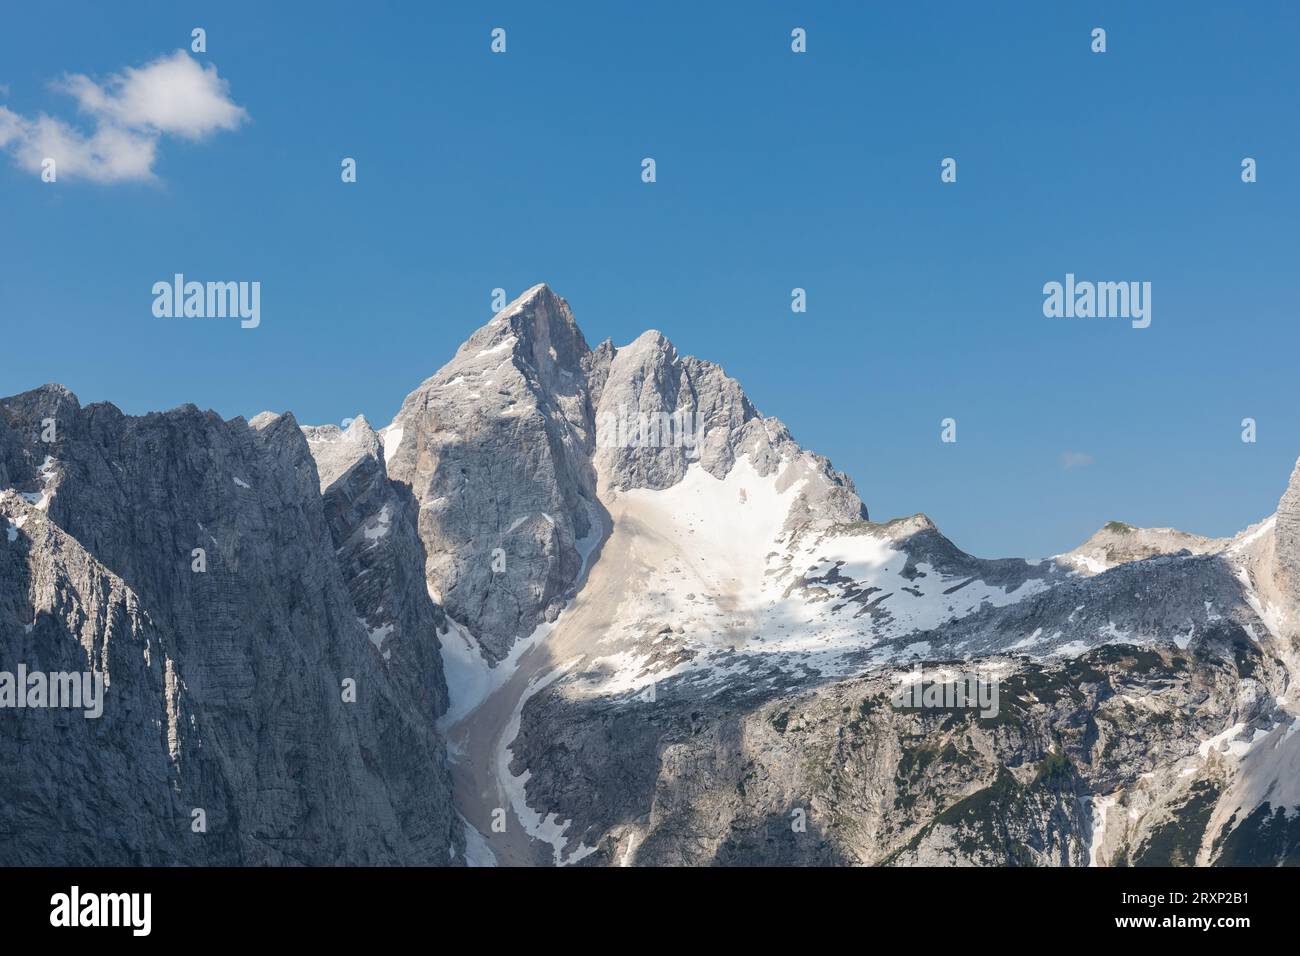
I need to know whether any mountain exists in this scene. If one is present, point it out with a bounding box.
[0,389,458,864]
[2,284,1298,866]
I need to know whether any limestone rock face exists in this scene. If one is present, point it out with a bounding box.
[592,329,866,526]
[303,414,451,721]
[593,329,757,490]
[1,491,189,865]
[0,386,459,865]
[1270,458,1300,616]
[382,284,602,662]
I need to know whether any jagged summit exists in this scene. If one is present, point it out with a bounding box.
[615,328,674,354]
[301,415,383,490]
[374,285,600,661]
[328,283,867,662]
[452,283,590,386]
[492,281,555,322]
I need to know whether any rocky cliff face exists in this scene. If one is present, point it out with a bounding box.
[514,625,1292,866]
[1,490,189,864]
[381,285,601,662]
[303,416,449,713]
[0,386,459,865]
[1262,460,1300,633]
[592,328,866,523]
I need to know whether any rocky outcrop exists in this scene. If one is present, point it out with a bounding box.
[1261,459,1300,633]
[592,329,866,525]
[382,285,602,662]
[303,415,451,730]
[1060,521,1227,576]
[513,625,1286,866]
[0,386,459,865]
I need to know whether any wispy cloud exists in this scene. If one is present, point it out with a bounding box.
[1060,451,1094,471]
[0,50,247,183]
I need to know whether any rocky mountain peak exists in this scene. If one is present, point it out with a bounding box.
[365,284,872,661]
[619,328,675,358]
[454,283,591,389]
[302,416,382,490]
[376,285,600,662]
[594,327,759,491]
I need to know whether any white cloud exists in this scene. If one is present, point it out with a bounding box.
[57,51,247,140]
[1060,451,1094,471]
[0,50,247,183]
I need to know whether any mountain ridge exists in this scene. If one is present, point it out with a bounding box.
[4,283,1299,867]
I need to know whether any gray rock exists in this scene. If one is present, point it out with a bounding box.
[1266,458,1300,622]
[593,329,866,526]
[382,284,602,662]
[0,386,459,865]
[303,414,451,723]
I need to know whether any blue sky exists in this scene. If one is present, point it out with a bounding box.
[2,1,1298,558]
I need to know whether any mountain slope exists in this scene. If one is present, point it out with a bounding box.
[509,449,1300,866]
[0,386,459,865]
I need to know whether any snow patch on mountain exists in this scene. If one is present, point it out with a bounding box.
[477,335,517,358]
[560,454,1063,701]
[1088,793,1120,866]
[364,504,392,542]
[498,659,596,866]
[458,813,497,867]
[380,424,404,467]
[438,616,556,731]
